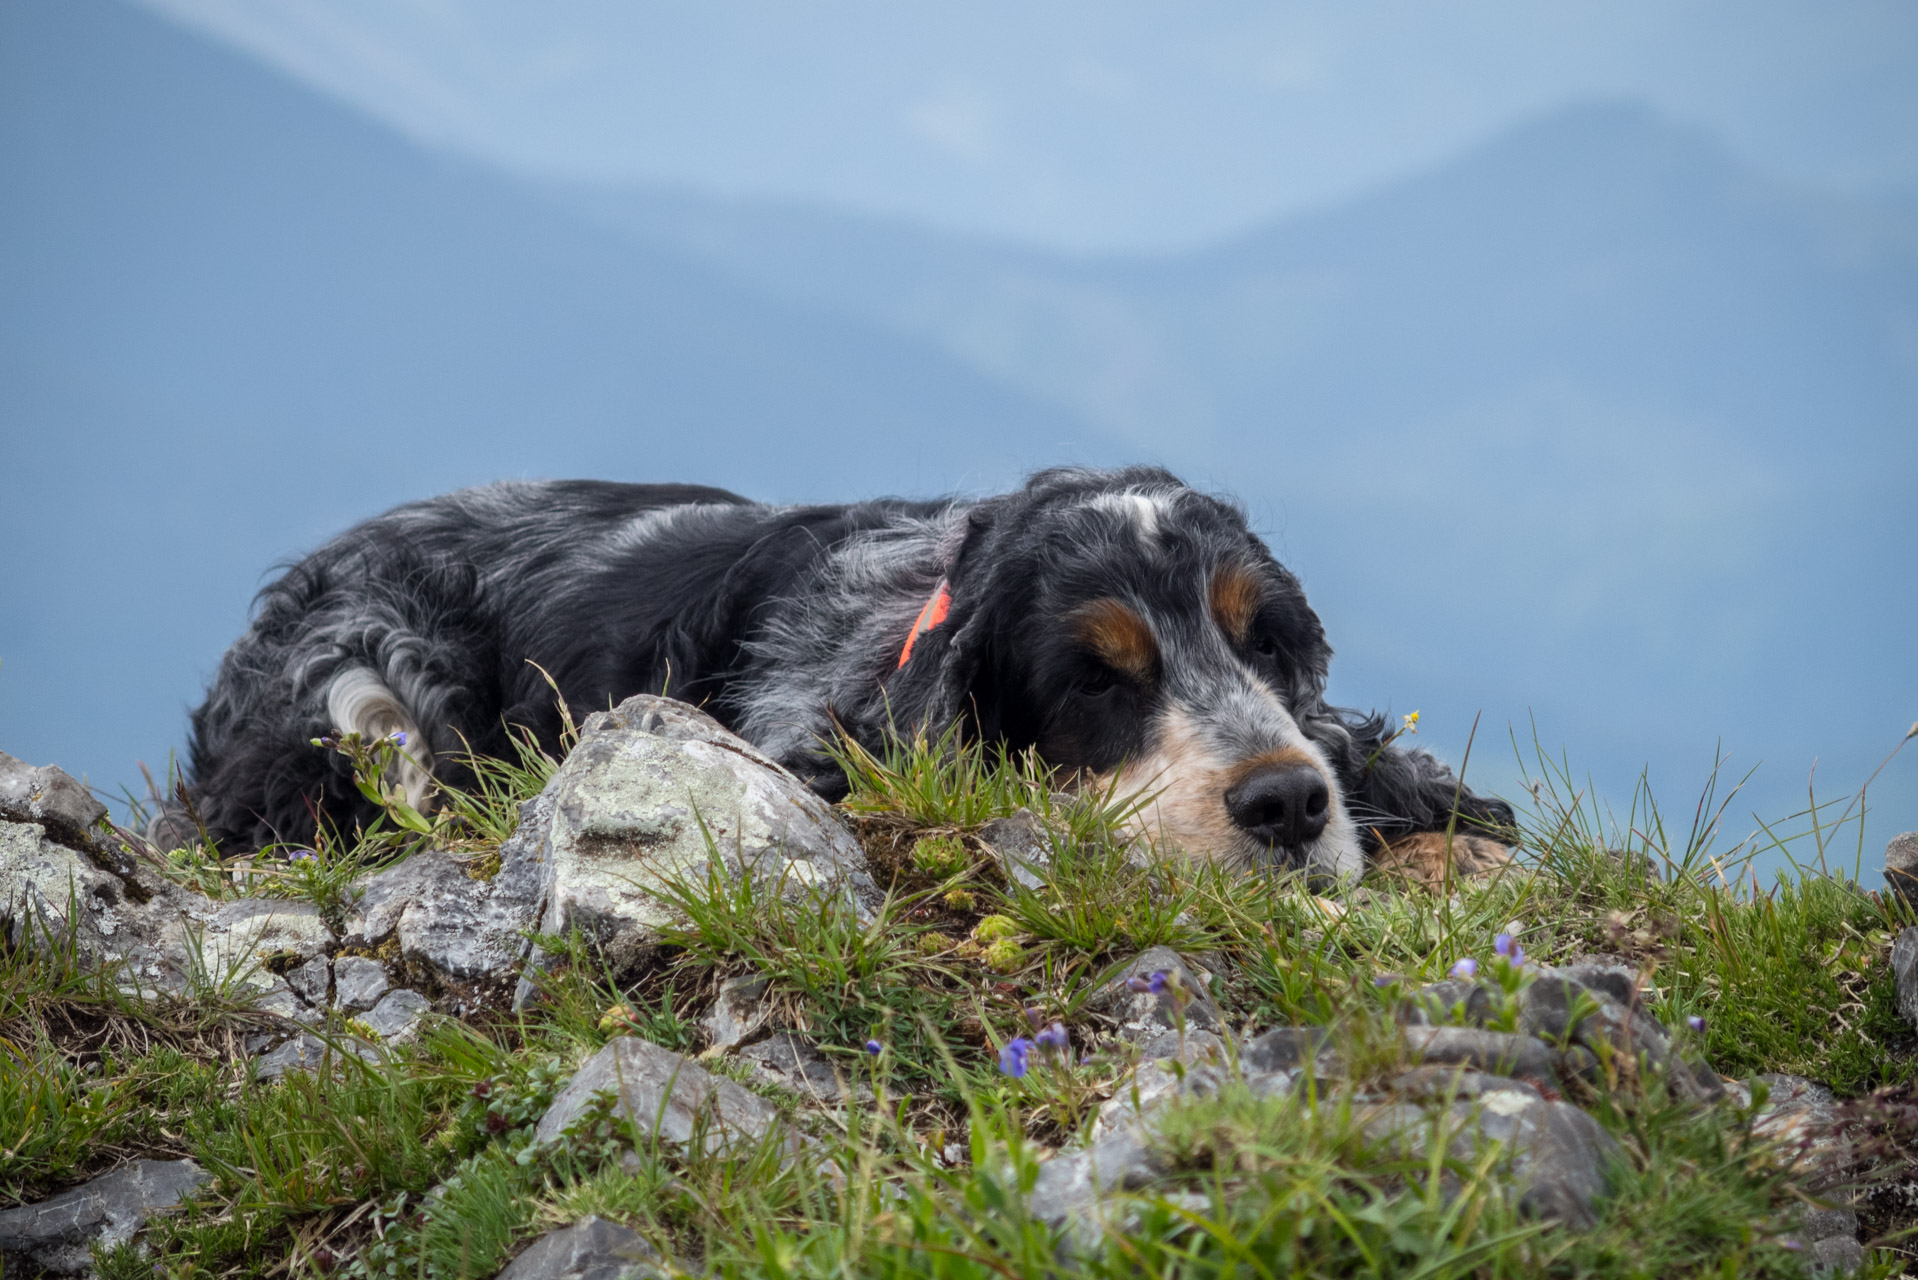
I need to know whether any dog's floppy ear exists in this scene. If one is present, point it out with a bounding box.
[880,505,1013,742]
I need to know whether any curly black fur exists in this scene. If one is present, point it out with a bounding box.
[173,468,1512,870]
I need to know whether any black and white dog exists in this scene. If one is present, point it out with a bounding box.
[169,467,1513,876]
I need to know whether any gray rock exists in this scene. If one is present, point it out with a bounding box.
[1,820,168,973]
[701,975,771,1051]
[183,898,334,1002]
[1810,1234,1865,1275]
[253,1031,366,1081]
[1090,946,1224,1038]
[333,955,392,1011]
[1723,1073,1853,1177]
[1365,1091,1622,1227]
[1799,1204,1859,1245]
[1240,1026,1336,1075]
[495,1216,661,1280]
[0,1158,209,1274]
[1388,1065,1544,1103]
[536,1037,809,1163]
[738,1032,869,1106]
[1399,978,1496,1028]
[0,751,108,854]
[979,810,1053,891]
[1402,1025,1561,1083]
[1027,1127,1164,1227]
[285,954,331,1006]
[361,988,432,1044]
[523,698,877,985]
[1893,927,1918,1033]
[342,792,552,1010]
[1886,832,1918,906]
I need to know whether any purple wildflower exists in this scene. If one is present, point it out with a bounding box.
[1493,933,1515,957]
[1687,1015,1706,1034]
[390,730,407,746]
[1373,974,1399,988]
[286,849,316,864]
[1035,1021,1069,1053]
[1777,1239,1804,1252]
[1451,958,1478,980]
[998,1037,1034,1078]
[1025,1005,1047,1029]
[865,1039,883,1056]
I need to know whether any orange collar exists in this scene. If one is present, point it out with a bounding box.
[896,579,952,668]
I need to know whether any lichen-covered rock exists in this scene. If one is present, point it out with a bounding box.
[536,1037,810,1163]
[495,1216,662,1280]
[1886,832,1918,908]
[0,751,109,853]
[342,793,553,1009]
[1089,946,1224,1040]
[1724,1073,1854,1177]
[701,975,771,1052]
[1892,926,1918,1034]
[978,810,1053,890]
[333,955,391,1011]
[525,697,877,979]
[738,1032,870,1106]
[0,1159,209,1274]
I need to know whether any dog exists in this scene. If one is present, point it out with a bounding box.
[165,466,1514,879]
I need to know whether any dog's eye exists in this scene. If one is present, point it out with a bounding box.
[1077,666,1118,698]
[1251,632,1280,660]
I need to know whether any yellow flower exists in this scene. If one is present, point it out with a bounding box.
[1401,710,1420,735]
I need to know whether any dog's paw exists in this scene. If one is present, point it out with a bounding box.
[1370,831,1513,889]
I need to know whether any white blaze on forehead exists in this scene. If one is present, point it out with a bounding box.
[1083,489,1174,547]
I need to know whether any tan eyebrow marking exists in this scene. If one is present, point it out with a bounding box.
[1209,562,1264,644]
[1073,598,1159,682]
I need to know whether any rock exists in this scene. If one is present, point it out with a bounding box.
[0,1159,209,1274]
[254,1032,354,1081]
[1387,1065,1544,1103]
[183,898,333,1000]
[1724,1073,1854,1177]
[523,698,877,985]
[1886,832,1918,907]
[1403,1026,1561,1083]
[494,1216,662,1280]
[342,792,552,1009]
[1027,1127,1164,1228]
[1364,1091,1622,1227]
[978,810,1052,890]
[0,819,171,974]
[0,751,108,855]
[1399,978,1496,1028]
[1240,1025,1337,1075]
[738,1032,869,1107]
[285,954,331,1006]
[361,988,432,1044]
[536,1037,809,1163]
[333,955,391,1011]
[1893,927,1918,1034]
[1810,1235,1865,1275]
[701,975,771,1052]
[1089,947,1224,1039]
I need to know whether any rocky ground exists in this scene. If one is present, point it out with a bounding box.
[3,700,1917,1278]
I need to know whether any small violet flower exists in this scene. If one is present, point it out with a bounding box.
[1777,1239,1804,1252]
[286,849,316,864]
[865,1039,883,1056]
[1373,974,1400,988]
[1493,933,1526,967]
[1451,957,1478,980]
[390,730,407,746]
[998,1037,1034,1079]
[1687,1015,1706,1034]
[1034,1021,1069,1053]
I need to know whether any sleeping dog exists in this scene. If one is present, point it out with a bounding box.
[167,467,1514,878]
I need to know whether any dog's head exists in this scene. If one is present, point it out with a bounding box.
[892,467,1362,881]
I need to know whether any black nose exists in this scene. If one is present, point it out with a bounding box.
[1224,765,1330,848]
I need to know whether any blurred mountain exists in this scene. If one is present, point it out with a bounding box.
[563,104,1918,857]
[0,0,1109,787]
[2,0,1913,864]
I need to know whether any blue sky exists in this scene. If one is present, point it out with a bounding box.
[134,0,1918,251]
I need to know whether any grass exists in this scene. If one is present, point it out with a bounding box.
[4,722,1916,1278]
